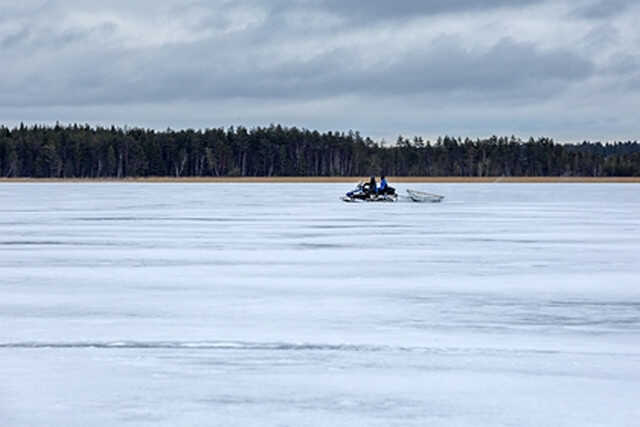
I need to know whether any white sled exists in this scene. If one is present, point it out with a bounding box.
[406,189,444,203]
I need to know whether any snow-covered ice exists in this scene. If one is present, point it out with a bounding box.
[1,183,639,426]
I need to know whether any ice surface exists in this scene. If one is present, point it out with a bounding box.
[1,183,639,426]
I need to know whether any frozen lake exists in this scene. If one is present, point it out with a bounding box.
[1,183,639,426]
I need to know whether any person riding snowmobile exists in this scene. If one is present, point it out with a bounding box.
[378,175,395,195]
[368,176,377,195]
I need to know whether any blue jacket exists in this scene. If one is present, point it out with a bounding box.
[379,178,388,191]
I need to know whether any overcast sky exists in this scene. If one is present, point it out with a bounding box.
[1,0,638,141]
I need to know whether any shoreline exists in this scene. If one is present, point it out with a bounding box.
[0,177,639,183]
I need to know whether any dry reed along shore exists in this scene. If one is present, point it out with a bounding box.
[1,177,639,183]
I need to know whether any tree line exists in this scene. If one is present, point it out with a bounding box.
[1,123,639,178]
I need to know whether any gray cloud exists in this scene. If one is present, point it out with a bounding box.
[572,0,636,19]
[315,0,544,21]
[0,0,638,140]
[0,35,594,107]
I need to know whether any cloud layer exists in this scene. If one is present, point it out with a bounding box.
[1,0,638,140]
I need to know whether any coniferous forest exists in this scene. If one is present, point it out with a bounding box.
[1,123,639,178]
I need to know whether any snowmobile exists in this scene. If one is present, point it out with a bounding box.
[341,182,398,202]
